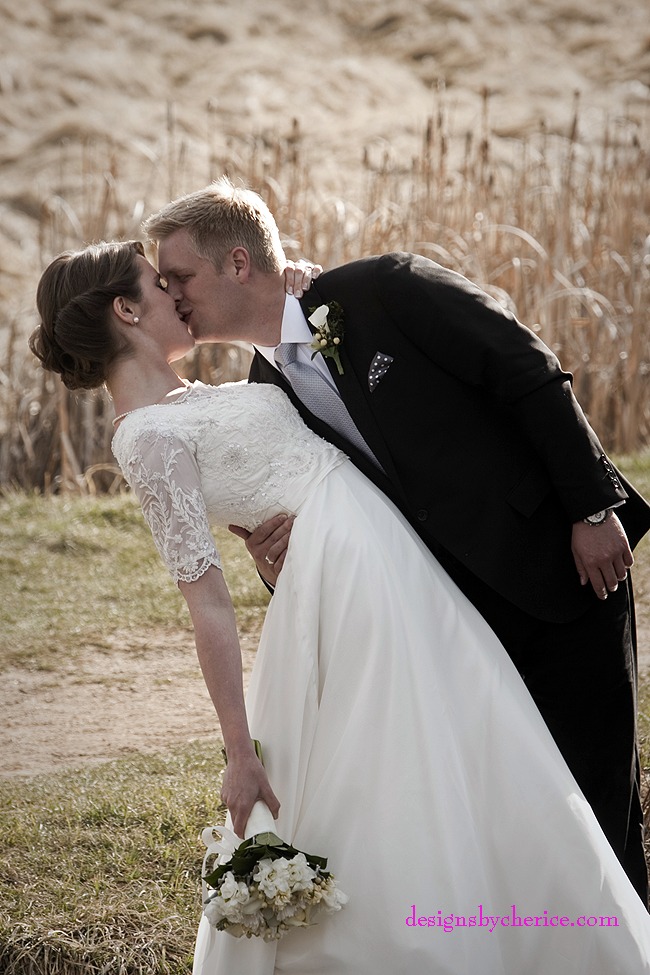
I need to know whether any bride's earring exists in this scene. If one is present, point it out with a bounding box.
[133,316,140,324]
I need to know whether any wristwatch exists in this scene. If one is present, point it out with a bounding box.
[583,509,610,526]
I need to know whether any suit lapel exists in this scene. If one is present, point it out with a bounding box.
[250,350,292,396]
[298,295,405,496]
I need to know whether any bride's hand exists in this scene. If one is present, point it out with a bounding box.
[283,259,322,298]
[221,746,281,839]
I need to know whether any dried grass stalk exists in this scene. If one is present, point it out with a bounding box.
[5,95,650,492]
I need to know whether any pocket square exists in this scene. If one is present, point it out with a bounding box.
[368,352,394,392]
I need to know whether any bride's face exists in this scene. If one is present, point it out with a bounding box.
[135,256,195,362]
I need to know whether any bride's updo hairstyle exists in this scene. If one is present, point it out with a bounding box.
[29,240,145,390]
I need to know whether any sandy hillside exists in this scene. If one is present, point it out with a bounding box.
[1,0,649,331]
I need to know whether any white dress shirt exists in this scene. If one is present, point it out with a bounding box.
[254,295,338,391]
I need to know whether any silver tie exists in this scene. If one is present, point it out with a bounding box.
[274,343,380,468]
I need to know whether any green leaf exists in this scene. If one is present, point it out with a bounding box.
[203,830,332,889]
[251,831,283,847]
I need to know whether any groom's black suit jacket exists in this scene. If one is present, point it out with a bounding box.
[249,252,650,624]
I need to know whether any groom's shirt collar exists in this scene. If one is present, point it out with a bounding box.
[255,295,311,354]
[254,295,336,388]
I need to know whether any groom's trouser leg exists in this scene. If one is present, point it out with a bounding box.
[511,582,647,907]
[442,559,648,906]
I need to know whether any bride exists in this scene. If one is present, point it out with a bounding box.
[31,240,650,973]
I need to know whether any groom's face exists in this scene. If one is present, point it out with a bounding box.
[158,230,242,343]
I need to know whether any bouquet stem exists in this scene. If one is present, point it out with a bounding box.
[244,800,277,839]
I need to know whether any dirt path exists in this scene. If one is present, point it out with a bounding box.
[2,623,648,779]
[0,627,259,778]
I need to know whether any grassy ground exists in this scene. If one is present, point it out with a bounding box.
[0,490,267,973]
[0,491,268,672]
[2,456,650,972]
[0,744,220,974]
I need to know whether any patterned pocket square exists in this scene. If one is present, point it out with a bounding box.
[368,352,394,392]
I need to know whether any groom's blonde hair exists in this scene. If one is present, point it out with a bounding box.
[144,177,285,273]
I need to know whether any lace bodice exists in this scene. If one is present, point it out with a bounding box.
[112,381,345,583]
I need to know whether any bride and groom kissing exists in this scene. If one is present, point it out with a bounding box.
[146,177,649,891]
[32,176,650,972]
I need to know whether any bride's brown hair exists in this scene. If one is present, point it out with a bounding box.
[29,240,145,391]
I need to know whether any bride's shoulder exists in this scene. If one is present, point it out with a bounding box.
[111,401,191,464]
[211,379,287,404]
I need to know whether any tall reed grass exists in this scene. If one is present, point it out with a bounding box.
[3,93,649,492]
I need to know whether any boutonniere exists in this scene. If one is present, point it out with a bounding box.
[308,302,345,375]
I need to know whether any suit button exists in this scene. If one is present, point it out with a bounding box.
[417,509,428,522]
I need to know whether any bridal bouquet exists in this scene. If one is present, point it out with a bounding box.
[200,800,348,942]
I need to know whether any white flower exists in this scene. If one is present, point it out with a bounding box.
[308,304,330,331]
[219,871,251,905]
[254,856,293,899]
[286,853,317,890]
[283,908,310,926]
[307,301,345,375]
[320,877,349,911]
[203,896,227,926]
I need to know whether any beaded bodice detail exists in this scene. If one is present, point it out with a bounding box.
[112,381,345,583]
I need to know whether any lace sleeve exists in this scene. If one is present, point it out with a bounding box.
[116,425,222,584]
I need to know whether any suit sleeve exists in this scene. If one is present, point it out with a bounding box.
[371,252,627,522]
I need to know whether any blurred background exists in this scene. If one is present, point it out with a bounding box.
[1,0,649,490]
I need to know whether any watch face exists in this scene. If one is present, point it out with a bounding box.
[586,510,608,524]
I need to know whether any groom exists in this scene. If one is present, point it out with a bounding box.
[145,178,650,902]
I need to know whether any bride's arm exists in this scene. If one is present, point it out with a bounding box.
[114,430,280,835]
[179,565,280,837]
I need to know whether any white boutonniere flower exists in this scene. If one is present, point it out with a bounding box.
[308,301,345,375]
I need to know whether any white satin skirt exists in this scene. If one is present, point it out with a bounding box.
[194,462,650,974]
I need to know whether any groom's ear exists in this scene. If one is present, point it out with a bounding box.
[230,246,251,281]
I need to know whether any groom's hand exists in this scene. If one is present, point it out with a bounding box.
[571,511,633,600]
[228,514,294,586]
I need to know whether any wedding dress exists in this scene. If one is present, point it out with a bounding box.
[112,380,650,975]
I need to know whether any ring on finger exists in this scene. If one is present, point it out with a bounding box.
[265,555,275,566]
